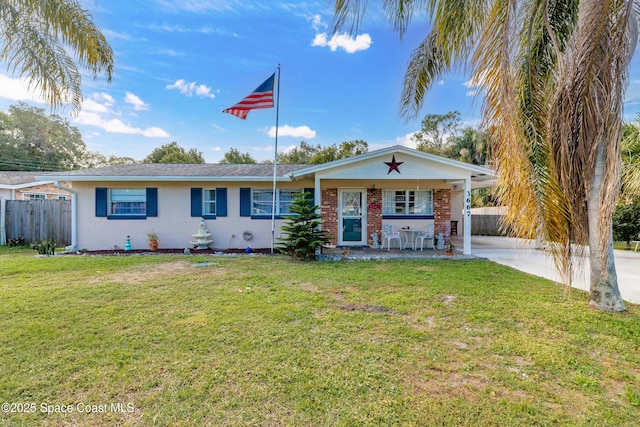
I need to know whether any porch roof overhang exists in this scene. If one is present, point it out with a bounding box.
[286,145,496,189]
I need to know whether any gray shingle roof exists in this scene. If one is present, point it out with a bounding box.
[37,163,309,180]
[0,171,52,185]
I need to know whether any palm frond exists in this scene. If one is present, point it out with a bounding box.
[399,0,488,119]
[0,0,113,113]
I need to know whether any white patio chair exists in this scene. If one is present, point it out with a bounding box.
[381,224,402,250]
[416,224,435,250]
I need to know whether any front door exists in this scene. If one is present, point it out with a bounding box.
[339,189,367,245]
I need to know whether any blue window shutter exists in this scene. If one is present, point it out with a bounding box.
[240,188,251,217]
[191,188,202,217]
[95,188,108,217]
[216,188,227,217]
[146,188,158,217]
[304,188,315,206]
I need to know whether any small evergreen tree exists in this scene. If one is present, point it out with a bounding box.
[277,192,330,261]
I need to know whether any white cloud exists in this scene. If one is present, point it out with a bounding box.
[166,79,216,98]
[0,74,47,104]
[312,32,372,53]
[82,98,109,113]
[396,132,419,149]
[94,92,115,106]
[125,92,149,111]
[74,111,170,138]
[267,124,316,139]
[311,14,323,31]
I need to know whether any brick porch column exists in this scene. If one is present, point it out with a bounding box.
[321,188,338,245]
[434,189,452,239]
[366,188,382,246]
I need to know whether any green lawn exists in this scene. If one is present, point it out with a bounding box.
[1,247,638,426]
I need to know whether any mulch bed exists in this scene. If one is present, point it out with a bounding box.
[60,248,274,256]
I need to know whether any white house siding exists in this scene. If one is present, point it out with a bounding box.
[73,180,314,251]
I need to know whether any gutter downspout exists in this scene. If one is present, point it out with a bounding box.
[1,198,6,245]
[55,181,77,251]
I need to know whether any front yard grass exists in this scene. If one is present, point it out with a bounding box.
[0,249,638,426]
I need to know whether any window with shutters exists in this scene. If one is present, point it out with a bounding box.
[110,189,146,215]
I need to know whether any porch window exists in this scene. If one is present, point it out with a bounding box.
[382,190,433,216]
[110,189,146,215]
[203,189,216,215]
[252,189,301,216]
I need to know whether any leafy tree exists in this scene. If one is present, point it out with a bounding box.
[143,141,204,164]
[309,140,369,164]
[449,127,489,165]
[613,198,640,249]
[278,141,321,164]
[83,152,138,168]
[277,140,369,164]
[334,0,634,311]
[0,0,113,112]
[0,102,89,170]
[412,112,461,155]
[219,148,256,164]
[277,192,331,261]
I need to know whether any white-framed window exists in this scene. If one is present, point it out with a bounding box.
[383,189,433,216]
[24,193,46,200]
[57,195,68,201]
[110,189,146,215]
[203,189,216,215]
[252,189,301,216]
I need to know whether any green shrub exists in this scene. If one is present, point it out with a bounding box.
[277,192,330,261]
[7,237,27,247]
[33,238,56,255]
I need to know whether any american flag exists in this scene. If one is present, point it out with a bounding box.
[223,73,275,120]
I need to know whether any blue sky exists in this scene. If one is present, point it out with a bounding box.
[1,0,640,163]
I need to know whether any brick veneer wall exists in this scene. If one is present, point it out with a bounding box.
[321,188,339,245]
[322,187,449,246]
[366,188,382,246]
[433,189,452,238]
[15,182,72,200]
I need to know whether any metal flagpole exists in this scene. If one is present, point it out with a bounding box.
[270,64,281,254]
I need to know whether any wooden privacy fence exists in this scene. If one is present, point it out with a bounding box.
[4,200,71,245]
[471,214,508,236]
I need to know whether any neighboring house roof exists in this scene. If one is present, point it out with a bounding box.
[0,171,55,189]
[38,163,309,182]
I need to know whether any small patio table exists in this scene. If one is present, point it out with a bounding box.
[401,228,422,250]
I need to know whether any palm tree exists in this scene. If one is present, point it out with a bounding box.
[333,0,636,311]
[0,0,113,113]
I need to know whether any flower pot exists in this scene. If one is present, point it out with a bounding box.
[149,240,158,251]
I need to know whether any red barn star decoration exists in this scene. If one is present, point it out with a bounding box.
[384,155,403,174]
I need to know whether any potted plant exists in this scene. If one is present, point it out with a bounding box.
[446,242,455,256]
[147,231,159,251]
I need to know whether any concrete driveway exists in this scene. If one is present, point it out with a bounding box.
[466,236,640,305]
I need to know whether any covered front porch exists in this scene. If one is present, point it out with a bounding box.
[319,236,471,260]
[287,145,495,256]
